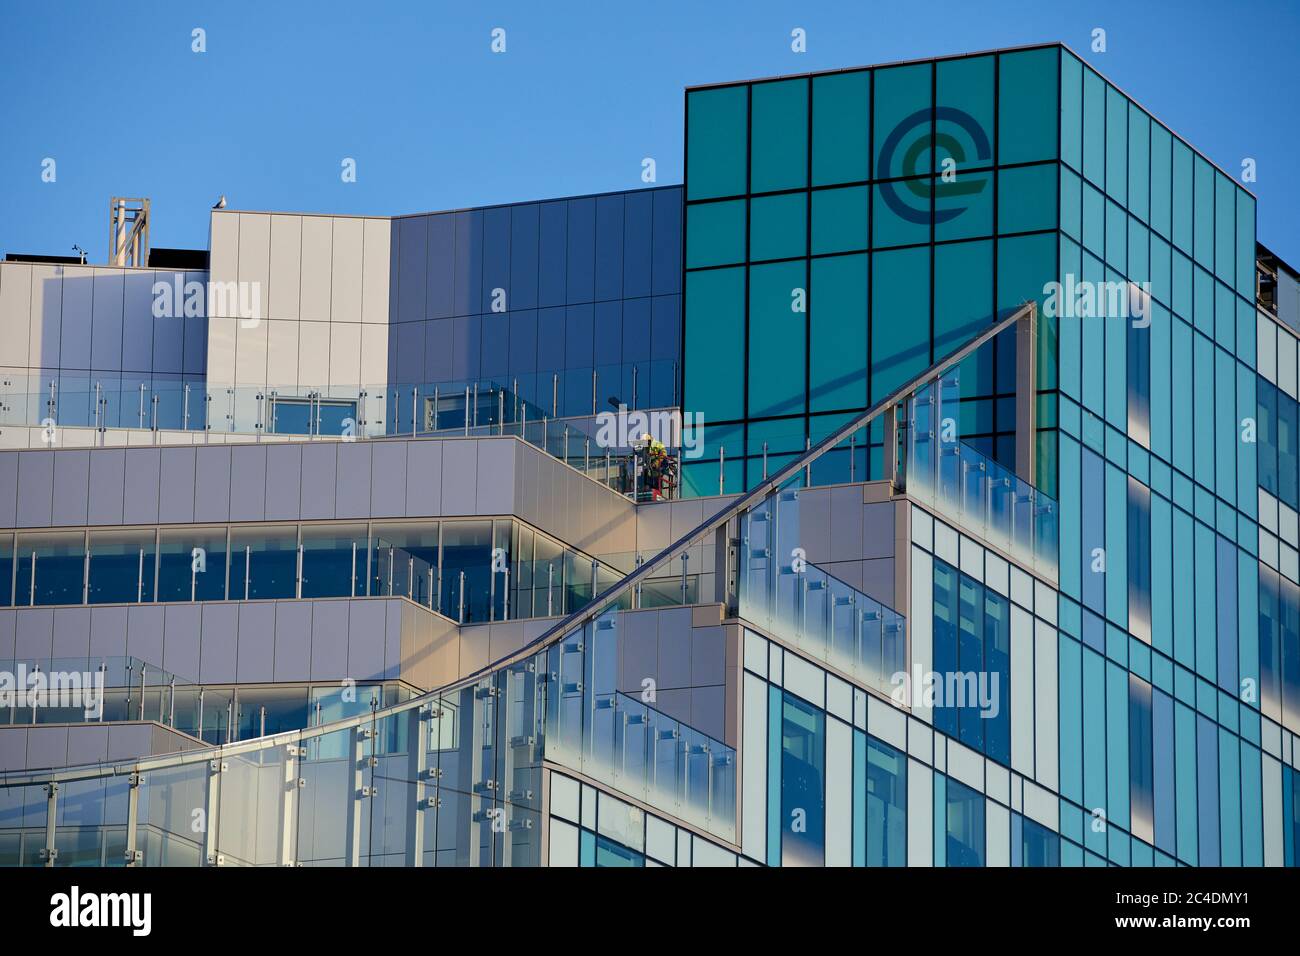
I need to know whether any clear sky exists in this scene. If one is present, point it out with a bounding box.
[1,0,1296,265]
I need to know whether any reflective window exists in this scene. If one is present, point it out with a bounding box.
[158,527,227,602]
[301,523,367,599]
[229,525,298,600]
[15,531,84,606]
[944,777,985,867]
[780,692,825,867]
[369,521,438,605]
[87,529,156,604]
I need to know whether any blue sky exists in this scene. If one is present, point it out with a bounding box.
[1,0,1296,264]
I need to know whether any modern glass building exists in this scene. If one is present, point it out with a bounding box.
[0,42,1297,869]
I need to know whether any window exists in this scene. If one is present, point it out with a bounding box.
[685,200,745,269]
[229,525,298,600]
[944,777,985,867]
[863,735,907,866]
[1127,478,1152,644]
[780,692,826,867]
[87,529,155,604]
[301,523,368,599]
[157,527,227,602]
[15,531,84,607]
[1129,674,1155,844]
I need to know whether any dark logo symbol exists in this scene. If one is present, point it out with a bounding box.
[877,107,991,225]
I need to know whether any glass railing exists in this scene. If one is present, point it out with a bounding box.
[0,656,192,727]
[0,367,689,501]
[0,603,735,867]
[737,492,907,695]
[0,361,679,440]
[901,375,1058,581]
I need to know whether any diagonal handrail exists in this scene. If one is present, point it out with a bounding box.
[0,302,1033,787]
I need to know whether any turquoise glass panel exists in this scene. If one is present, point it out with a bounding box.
[813,71,870,185]
[687,85,748,201]
[751,78,808,193]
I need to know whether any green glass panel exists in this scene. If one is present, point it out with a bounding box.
[1082,182,1105,258]
[998,163,1058,234]
[998,233,1057,391]
[1060,166,1082,241]
[811,185,868,255]
[874,63,933,179]
[936,54,994,173]
[685,200,745,269]
[1171,140,1193,253]
[934,239,993,360]
[870,246,930,401]
[684,267,745,421]
[1128,106,1151,223]
[812,71,870,185]
[935,170,992,242]
[748,261,807,418]
[1214,172,1236,288]
[810,254,868,412]
[874,180,930,248]
[1235,191,1256,301]
[1150,122,1172,239]
[1082,67,1105,186]
[1105,86,1128,205]
[1060,49,1083,172]
[751,78,808,193]
[749,192,806,262]
[1193,155,1214,270]
[998,48,1059,165]
[686,85,748,201]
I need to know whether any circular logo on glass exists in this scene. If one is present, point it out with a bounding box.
[877,107,991,225]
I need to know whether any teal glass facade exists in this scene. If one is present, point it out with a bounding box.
[683,47,1063,497]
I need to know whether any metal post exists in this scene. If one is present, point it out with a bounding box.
[124,772,142,865]
[547,564,554,617]
[344,726,366,866]
[412,386,418,437]
[502,567,510,622]
[387,548,394,596]
[472,382,478,428]
[464,386,471,435]
[94,381,102,433]
[427,568,434,611]
[136,548,144,603]
[406,708,429,867]
[138,663,146,720]
[296,544,303,599]
[197,688,205,743]
[719,447,725,496]
[564,425,570,467]
[458,570,465,623]
[168,677,175,727]
[762,442,768,480]
[183,383,190,431]
[244,546,251,600]
[804,437,812,485]
[151,394,159,432]
[350,542,357,598]
[138,383,146,429]
[498,390,505,435]
[632,365,639,411]
[433,386,440,432]
[590,559,598,609]
[849,431,856,483]
[585,437,590,473]
[680,552,689,605]
[634,554,643,609]
[605,450,611,489]
[41,783,58,867]
[552,373,558,417]
[203,758,224,866]
[82,548,89,604]
[279,745,299,866]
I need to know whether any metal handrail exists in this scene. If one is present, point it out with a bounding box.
[0,302,1034,789]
